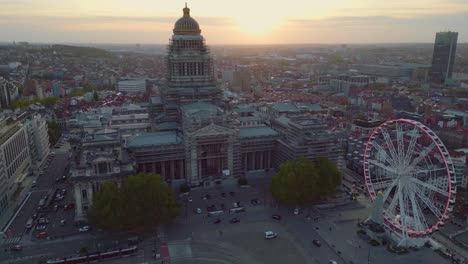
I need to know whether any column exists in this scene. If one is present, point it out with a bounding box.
[74,183,83,220]
[260,151,264,169]
[151,162,156,173]
[180,160,184,180]
[87,183,94,206]
[161,161,166,180]
[227,141,233,177]
[170,160,175,180]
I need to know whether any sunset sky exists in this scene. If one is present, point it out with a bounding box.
[1,0,467,44]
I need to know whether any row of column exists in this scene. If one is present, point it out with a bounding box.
[243,150,273,171]
[139,160,184,181]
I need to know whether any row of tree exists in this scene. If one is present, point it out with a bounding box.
[270,157,342,206]
[88,173,180,230]
[10,96,58,109]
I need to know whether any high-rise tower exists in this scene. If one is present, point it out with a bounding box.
[161,4,221,105]
[429,31,458,84]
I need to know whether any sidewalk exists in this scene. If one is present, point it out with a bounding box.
[0,180,33,233]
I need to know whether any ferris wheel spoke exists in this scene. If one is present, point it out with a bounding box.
[396,122,405,162]
[368,159,398,175]
[413,167,447,177]
[381,127,400,164]
[403,127,420,167]
[382,179,398,204]
[410,177,449,197]
[397,184,408,236]
[405,142,436,175]
[409,190,427,231]
[373,179,397,192]
[413,185,443,220]
[371,141,397,167]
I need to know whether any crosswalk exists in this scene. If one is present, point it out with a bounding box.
[2,236,21,246]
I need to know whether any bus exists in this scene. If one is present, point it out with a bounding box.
[229,207,246,213]
[46,246,138,264]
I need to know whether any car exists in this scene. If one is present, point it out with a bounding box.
[196,208,202,214]
[329,261,338,264]
[39,171,44,175]
[230,218,240,223]
[64,203,75,210]
[232,202,238,208]
[36,225,47,231]
[10,245,22,251]
[79,226,90,232]
[32,213,38,219]
[229,191,235,197]
[38,218,49,224]
[36,232,48,239]
[221,192,226,198]
[312,240,322,247]
[31,180,37,188]
[60,219,67,226]
[54,204,59,211]
[272,214,282,220]
[264,231,278,239]
[294,208,301,215]
[206,194,211,200]
[213,218,221,224]
[187,197,193,202]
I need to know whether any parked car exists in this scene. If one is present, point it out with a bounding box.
[221,192,226,198]
[36,225,47,231]
[230,218,240,223]
[60,219,66,226]
[10,245,23,251]
[232,202,239,208]
[312,240,322,247]
[36,232,48,239]
[37,218,49,224]
[272,214,282,220]
[187,197,193,202]
[213,219,221,224]
[329,261,338,264]
[79,226,90,232]
[31,181,37,188]
[196,208,202,214]
[294,208,301,215]
[264,231,278,239]
[64,203,75,210]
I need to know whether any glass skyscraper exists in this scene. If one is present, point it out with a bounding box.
[429,31,458,84]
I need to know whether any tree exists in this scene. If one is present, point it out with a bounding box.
[93,90,99,101]
[270,157,341,206]
[47,121,61,145]
[89,173,180,230]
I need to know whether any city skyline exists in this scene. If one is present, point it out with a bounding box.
[1,0,468,44]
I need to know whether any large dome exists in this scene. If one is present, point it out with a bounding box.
[173,4,201,35]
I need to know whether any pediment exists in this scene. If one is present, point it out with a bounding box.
[191,123,234,138]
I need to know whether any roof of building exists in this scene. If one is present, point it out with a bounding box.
[271,102,300,112]
[181,101,220,118]
[239,126,279,138]
[157,122,180,130]
[150,96,162,105]
[127,131,183,148]
[173,4,201,35]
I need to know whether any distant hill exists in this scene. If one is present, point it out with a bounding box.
[51,44,113,58]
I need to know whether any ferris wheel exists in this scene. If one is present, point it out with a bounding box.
[363,119,456,246]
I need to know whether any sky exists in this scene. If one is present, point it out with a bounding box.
[1,0,467,45]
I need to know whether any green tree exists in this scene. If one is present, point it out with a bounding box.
[47,121,61,145]
[93,90,99,101]
[89,173,180,230]
[270,157,341,205]
[88,181,123,229]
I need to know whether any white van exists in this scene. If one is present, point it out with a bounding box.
[264,231,277,239]
[26,218,34,229]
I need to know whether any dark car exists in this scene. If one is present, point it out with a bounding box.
[312,240,322,247]
[272,214,282,220]
[221,192,226,198]
[230,218,240,223]
[213,218,221,224]
[229,191,235,197]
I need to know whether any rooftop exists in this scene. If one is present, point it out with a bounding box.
[239,126,279,138]
[271,102,300,112]
[127,131,183,148]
